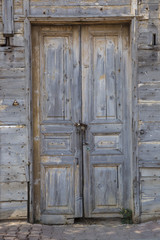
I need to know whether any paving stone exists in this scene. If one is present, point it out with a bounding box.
[6,232,17,237]
[3,237,17,240]
[1,220,160,240]
[28,237,40,240]
[17,234,29,240]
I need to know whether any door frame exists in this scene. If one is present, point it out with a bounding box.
[24,17,139,223]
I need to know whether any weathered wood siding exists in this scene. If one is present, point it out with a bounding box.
[137,0,160,221]
[0,0,159,222]
[0,0,27,220]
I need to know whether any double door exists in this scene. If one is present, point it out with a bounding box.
[32,24,131,224]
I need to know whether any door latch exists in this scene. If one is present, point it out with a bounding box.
[74,121,87,131]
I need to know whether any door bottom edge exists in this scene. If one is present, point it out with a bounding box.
[41,214,74,225]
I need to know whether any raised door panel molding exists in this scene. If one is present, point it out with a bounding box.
[41,164,74,214]
[91,164,123,213]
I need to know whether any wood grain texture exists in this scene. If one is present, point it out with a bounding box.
[139,3,160,19]
[0,0,159,223]
[2,0,14,36]
[138,83,160,102]
[138,50,160,66]
[0,47,25,68]
[82,25,130,218]
[0,182,27,201]
[32,25,82,223]
[138,64,160,83]
[139,142,160,162]
[140,168,160,214]
[29,5,131,17]
[139,103,160,122]
[24,18,33,222]
[0,201,27,220]
[30,0,131,6]
[0,144,27,165]
[14,0,24,15]
[0,165,26,183]
[138,20,160,49]
[32,25,131,223]
[139,122,160,142]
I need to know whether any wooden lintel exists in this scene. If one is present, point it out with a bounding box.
[2,0,14,37]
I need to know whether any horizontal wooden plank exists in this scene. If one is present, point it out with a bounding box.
[140,177,160,213]
[141,177,160,193]
[0,182,27,201]
[141,195,160,214]
[14,0,24,15]
[30,0,131,6]
[138,64,160,83]
[0,201,27,220]
[30,5,131,16]
[0,48,25,68]
[0,68,25,78]
[0,165,26,182]
[0,28,24,47]
[138,50,160,65]
[10,34,25,47]
[0,145,27,165]
[138,142,160,161]
[140,167,160,177]
[0,104,26,125]
[139,3,160,19]
[0,126,26,145]
[138,83,160,102]
[138,19,160,48]
[139,0,160,3]
[0,78,25,98]
[0,22,24,34]
[139,122,160,142]
[141,213,160,221]
[139,103,160,122]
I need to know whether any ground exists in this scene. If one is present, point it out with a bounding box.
[0,219,160,240]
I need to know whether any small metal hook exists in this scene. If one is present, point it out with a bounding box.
[13,100,19,106]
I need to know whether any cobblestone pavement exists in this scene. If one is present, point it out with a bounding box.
[0,219,160,240]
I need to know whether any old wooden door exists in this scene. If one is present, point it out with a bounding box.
[32,24,131,224]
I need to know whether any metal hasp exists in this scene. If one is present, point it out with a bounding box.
[74,121,87,131]
[74,121,88,145]
[2,0,14,37]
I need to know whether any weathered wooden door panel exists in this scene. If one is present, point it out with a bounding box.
[32,25,131,223]
[32,26,82,224]
[82,25,131,217]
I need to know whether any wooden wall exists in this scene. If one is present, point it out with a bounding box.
[0,0,159,222]
[0,0,27,220]
[138,1,160,221]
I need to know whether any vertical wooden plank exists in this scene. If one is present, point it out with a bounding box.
[32,26,82,224]
[94,37,106,119]
[81,25,91,217]
[72,26,83,218]
[131,0,138,15]
[24,18,33,223]
[131,18,140,223]
[106,38,116,118]
[93,166,117,207]
[2,0,14,36]
[24,0,30,16]
[32,25,41,222]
